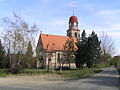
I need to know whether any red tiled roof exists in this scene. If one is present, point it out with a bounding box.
[39,34,78,51]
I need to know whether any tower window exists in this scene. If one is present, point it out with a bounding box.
[75,32,77,38]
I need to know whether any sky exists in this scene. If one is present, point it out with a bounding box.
[0,0,120,55]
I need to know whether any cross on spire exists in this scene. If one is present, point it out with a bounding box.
[73,10,74,16]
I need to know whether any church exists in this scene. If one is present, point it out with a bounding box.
[37,15,80,69]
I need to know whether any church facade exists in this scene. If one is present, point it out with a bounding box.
[37,15,80,69]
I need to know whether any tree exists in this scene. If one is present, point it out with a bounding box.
[26,41,33,57]
[65,37,75,67]
[86,31,101,68]
[100,32,115,63]
[75,30,101,68]
[81,29,87,41]
[61,37,75,69]
[65,37,75,68]
[36,45,42,68]
[1,12,38,73]
[25,41,35,68]
[0,39,9,68]
[75,30,88,68]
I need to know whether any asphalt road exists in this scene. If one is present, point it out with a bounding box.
[0,66,119,90]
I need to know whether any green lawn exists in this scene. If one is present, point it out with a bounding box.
[0,69,7,77]
[21,68,102,80]
[59,68,102,79]
[0,68,103,80]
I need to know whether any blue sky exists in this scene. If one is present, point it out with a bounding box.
[0,0,120,55]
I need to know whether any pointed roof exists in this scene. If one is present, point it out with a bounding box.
[38,34,78,52]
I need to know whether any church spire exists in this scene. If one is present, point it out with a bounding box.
[73,10,74,16]
[67,15,80,39]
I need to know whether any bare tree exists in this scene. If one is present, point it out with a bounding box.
[62,37,76,69]
[1,12,38,73]
[100,32,115,63]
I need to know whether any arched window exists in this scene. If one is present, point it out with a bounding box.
[58,53,60,63]
[78,34,80,38]
[75,32,77,38]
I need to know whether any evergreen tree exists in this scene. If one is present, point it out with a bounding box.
[0,39,7,68]
[26,41,33,57]
[86,31,101,68]
[75,30,88,68]
[26,41,34,68]
[75,30,101,68]
[81,29,87,41]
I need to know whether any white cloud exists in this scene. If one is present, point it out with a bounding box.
[95,23,120,32]
[46,19,66,27]
[97,9,120,15]
[67,1,80,7]
[95,9,120,19]
[107,32,120,37]
[94,9,120,42]
[83,3,94,11]
[41,18,67,35]
[66,1,94,11]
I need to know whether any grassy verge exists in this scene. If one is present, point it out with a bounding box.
[0,69,7,77]
[17,68,102,80]
[19,68,102,80]
[59,68,102,80]
[95,63,110,69]
[0,68,103,80]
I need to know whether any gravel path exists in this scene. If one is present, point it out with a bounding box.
[0,66,119,90]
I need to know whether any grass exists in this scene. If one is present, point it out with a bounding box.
[0,68,103,80]
[59,68,102,80]
[0,69,7,77]
[95,63,110,69]
[23,68,47,71]
[18,69,54,76]
[20,68,102,80]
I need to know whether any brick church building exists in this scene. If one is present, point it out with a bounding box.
[37,15,80,69]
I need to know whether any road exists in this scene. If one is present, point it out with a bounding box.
[0,66,119,90]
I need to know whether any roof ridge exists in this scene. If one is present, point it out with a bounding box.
[41,33,69,38]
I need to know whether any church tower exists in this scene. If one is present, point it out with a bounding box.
[67,15,80,39]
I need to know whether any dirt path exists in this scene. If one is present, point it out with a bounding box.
[0,66,119,90]
[58,66,119,90]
